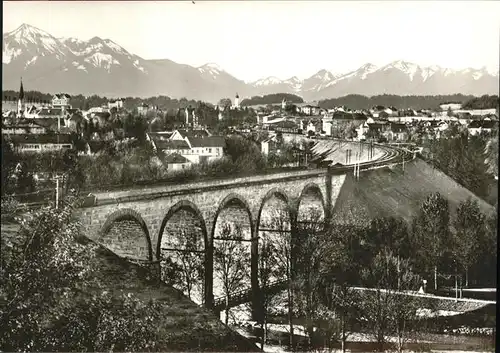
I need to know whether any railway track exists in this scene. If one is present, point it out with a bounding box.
[8,143,413,211]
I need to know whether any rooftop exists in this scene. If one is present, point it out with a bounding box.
[188,136,226,148]
[154,139,191,150]
[177,129,211,138]
[164,153,191,164]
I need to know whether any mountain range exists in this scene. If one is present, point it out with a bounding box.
[3,24,499,103]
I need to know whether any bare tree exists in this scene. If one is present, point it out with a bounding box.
[257,230,279,350]
[360,249,421,352]
[174,231,204,302]
[294,208,325,349]
[317,222,365,353]
[213,222,249,326]
[270,209,296,351]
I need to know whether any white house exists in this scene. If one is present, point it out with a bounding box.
[150,129,225,165]
[51,94,71,109]
[322,116,333,136]
[440,103,462,111]
[108,98,124,109]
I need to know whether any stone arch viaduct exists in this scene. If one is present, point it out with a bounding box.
[76,144,412,316]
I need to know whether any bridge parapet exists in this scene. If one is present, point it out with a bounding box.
[82,168,330,207]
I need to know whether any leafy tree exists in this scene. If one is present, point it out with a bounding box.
[412,192,450,290]
[484,133,499,177]
[462,95,499,110]
[213,223,249,326]
[240,93,304,107]
[453,198,485,287]
[1,137,18,196]
[0,200,173,352]
[365,217,411,288]
[218,98,232,109]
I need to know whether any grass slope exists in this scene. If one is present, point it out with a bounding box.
[80,243,260,352]
[332,158,495,226]
[1,221,259,352]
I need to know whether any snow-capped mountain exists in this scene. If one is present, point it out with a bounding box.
[3,24,498,101]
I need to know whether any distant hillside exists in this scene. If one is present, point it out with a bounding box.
[2,89,201,111]
[241,93,304,106]
[462,95,499,110]
[318,94,475,111]
[332,158,495,227]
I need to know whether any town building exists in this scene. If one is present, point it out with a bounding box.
[440,103,462,111]
[149,129,225,166]
[52,93,72,110]
[108,98,124,110]
[6,134,73,153]
[261,136,279,156]
[1,121,47,135]
[138,103,150,116]
[184,107,199,129]
[468,119,498,136]
[231,93,240,110]
[269,120,300,134]
[163,153,192,170]
[384,123,409,142]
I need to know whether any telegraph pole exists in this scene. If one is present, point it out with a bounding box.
[55,176,59,209]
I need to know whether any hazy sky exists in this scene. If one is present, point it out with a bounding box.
[3,1,500,82]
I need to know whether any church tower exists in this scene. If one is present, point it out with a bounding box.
[234,93,240,109]
[17,78,25,118]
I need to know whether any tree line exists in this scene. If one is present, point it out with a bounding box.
[1,133,308,197]
[2,89,203,112]
[422,127,498,206]
[318,94,475,111]
[163,191,496,352]
[241,93,304,106]
[0,198,255,352]
[461,95,499,110]
[1,185,496,351]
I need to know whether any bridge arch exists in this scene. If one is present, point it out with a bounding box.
[211,193,256,320]
[211,193,254,240]
[99,208,153,261]
[156,200,208,259]
[256,188,293,229]
[297,183,326,226]
[157,200,209,305]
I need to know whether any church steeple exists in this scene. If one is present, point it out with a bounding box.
[17,78,25,117]
[234,92,240,109]
[19,78,24,101]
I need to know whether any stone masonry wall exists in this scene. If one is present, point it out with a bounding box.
[76,172,347,261]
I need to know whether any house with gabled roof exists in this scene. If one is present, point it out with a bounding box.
[468,119,498,136]
[52,93,71,109]
[384,122,409,142]
[186,136,225,164]
[162,153,192,171]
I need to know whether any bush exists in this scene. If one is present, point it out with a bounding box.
[0,200,164,352]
